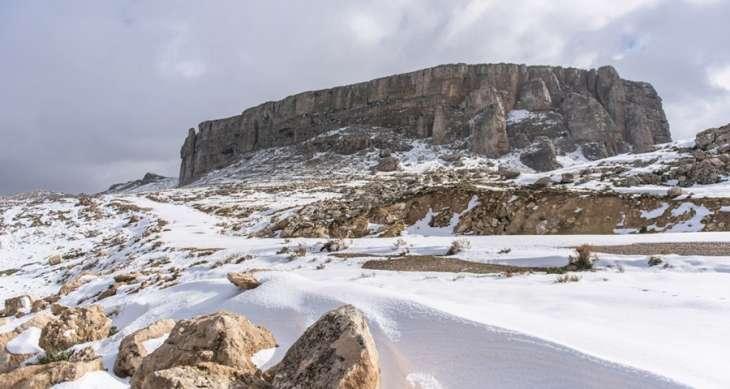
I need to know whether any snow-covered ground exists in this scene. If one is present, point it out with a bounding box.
[2,185,728,388]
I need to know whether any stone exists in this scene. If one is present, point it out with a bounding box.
[226,272,261,290]
[114,272,142,283]
[179,63,671,184]
[142,362,271,389]
[58,273,97,296]
[497,165,521,179]
[520,137,561,172]
[0,355,102,389]
[131,311,276,388]
[268,305,380,389]
[667,187,683,197]
[48,255,62,266]
[0,313,54,373]
[695,124,730,151]
[3,295,32,317]
[114,319,177,378]
[39,305,112,353]
[373,156,400,172]
[532,177,553,189]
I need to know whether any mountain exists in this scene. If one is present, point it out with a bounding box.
[103,173,176,194]
[178,63,670,185]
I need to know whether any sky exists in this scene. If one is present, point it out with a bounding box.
[1,0,729,194]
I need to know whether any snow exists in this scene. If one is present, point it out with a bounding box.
[5,326,43,354]
[52,371,128,389]
[251,347,277,369]
[2,165,730,388]
[141,333,169,353]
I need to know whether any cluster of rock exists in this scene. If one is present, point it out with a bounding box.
[180,63,671,184]
[0,288,380,389]
[103,172,176,194]
[616,123,730,187]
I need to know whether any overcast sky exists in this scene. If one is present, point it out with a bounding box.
[1,0,729,194]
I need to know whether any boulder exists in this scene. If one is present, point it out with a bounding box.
[58,273,97,296]
[695,124,730,150]
[520,137,561,172]
[131,311,276,388]
[497,165,521,179]
[142,362,271,389]
[0,352,102,389]
[3,295,32,317]
[532,177,553,189]
[268,305,380,389]
[0,313,54,373]
[39,305,112,353]
[114,319,177,378]
[226,272,261,290]
[373,156,400,172]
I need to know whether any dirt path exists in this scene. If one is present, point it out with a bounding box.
[590,242,730,256]
[362,255,554,274]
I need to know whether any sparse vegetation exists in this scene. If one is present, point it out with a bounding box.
[36,350,72,365]
[648,255,663,267]
[446,239,471,256]
[555,274,581,283]
[320,239,349,252]
[568,244,595,271]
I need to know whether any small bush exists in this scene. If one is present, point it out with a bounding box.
[320,239,348,253]
[36,350,72,365]
[498,248,511,254]
[555,274,581,283]
[446,239,471,256]
[568,244,595,270]
[647,255,663,267]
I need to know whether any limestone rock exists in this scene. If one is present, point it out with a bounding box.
[114,319,177,378]
[142,362,271,389]
[3,295,32,317]
[131,311,276,388]
[516,79,552,111]
[179,63,670,184]
[0,354,102,389]
[226,272,261,290]
[497,165,521,179]
[520,137,561,172]
[39,305,111,353]
[268,305,380,389]
[374,156,400,172]
[470,88,509,158]
[58,273,97,296]
[695,124,730,151]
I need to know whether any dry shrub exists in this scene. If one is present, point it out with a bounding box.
[568,244,595,270]
[446,239,471,256]
[555,274,581,283]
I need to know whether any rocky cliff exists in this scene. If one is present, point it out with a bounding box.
[179,63,670,185]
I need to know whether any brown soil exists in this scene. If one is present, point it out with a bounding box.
[362,255,556,274]
[590,242,730,256]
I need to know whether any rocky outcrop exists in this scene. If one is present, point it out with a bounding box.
[0,313,53,373]
[0,348,102,389]
[114,319,177,378]
[179,63,670,184]
[103,173,176,194]
[268,305,380,389]
[3,295,32,317]
[131,311,276,388]
[39,305,112,353]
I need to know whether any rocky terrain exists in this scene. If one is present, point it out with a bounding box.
[180,63,670,184]
[0,65,729,388]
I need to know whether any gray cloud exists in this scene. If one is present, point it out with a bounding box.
[1,0,728,194]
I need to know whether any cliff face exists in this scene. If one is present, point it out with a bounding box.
[179,63,670,185]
